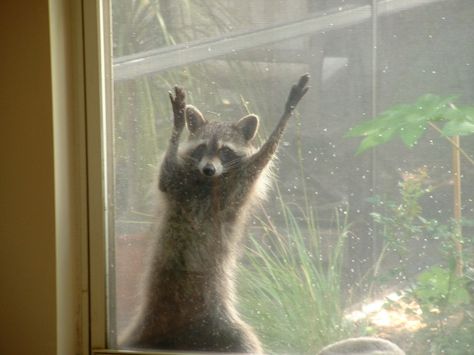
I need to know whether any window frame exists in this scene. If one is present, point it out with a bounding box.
[82,0,110,352]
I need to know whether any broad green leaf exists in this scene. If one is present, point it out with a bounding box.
[460,106,474,122]
[346,112,398,137]
[443,106,467,121]
[399,122,427,147]
[345,118,385,137]
[441,119,474,136]
[347,94,474,155]
[388,103,416,116]
[355,127,397,155]
[415,266,470,306]
[415,93,443,108]
[434,95,458,111]
[415,94,457,120]
[449,284,471,305]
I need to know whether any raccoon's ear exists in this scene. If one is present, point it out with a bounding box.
[236,114,259,141]
[185,105,207,134]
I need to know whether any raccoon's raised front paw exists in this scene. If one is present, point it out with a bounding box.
[285,74,310,114]
[169,86,186,131]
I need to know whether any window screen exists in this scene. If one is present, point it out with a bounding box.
[104,1,474,353]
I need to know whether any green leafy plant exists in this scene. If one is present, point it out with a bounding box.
[347,96,474,352]
[346,94,474,155]
[413,265,473,355]
[414,266,470,316]
[367,168,474,354]
[347,94,474,277]
[369,168,434,277]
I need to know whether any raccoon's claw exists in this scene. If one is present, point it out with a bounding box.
[285,73,310,113]
[174,86,186,104]
[169,86,186,108]
[169,86,186,131]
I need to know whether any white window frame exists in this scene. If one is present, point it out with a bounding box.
[81,1,173,354]
[49,0,107,353]
[83,0,109,352]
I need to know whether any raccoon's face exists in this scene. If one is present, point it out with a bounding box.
[181,105,259,177]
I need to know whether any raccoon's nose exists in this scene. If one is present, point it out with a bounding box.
[202,163,216,176]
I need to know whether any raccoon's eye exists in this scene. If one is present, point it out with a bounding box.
[189,144,206,161]
[219,146,239,163]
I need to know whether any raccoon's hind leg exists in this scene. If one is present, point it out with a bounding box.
[248,74,310,174]
[159,86,186,192]
[154,315,262,353]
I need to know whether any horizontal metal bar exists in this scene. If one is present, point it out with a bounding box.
[113,0,448,81]
[112,5,367,80]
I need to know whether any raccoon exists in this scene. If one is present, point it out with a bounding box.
[318,337,405,355]
[120,74,310,353]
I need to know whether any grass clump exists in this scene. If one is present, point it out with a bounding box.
[238,199,356,354]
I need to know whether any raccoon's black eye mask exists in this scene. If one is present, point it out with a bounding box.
[189,143,207,161]
[218,146,240,163]
[188,143,240,163]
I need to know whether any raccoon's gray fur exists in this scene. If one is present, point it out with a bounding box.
[318,337,405,355]
[120,74,310,353]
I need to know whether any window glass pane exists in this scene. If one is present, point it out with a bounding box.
[105,1,474,353]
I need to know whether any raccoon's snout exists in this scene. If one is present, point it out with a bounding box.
[202,163,216,176]
[198,157,222,177]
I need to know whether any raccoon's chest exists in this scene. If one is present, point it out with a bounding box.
[162,198,237,272]
[177,174,242,209]
[171,192,237,226]
[164,175,243,242]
